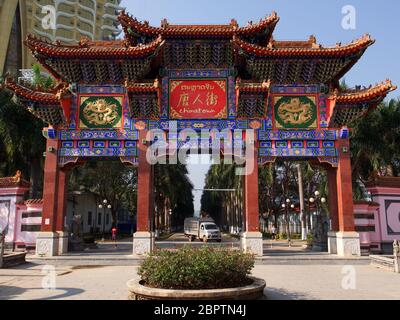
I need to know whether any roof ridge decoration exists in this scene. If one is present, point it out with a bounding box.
[0,171,30,188]
[334,79,397,103]
[268,35,320,49]
[4,77,64,104]
[25,33,165,59]
[233,33,375,57]
[118,10,279,42]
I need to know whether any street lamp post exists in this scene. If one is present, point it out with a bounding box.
[282,198,295,245]
[309,191,327,251]
[99,199,112,242]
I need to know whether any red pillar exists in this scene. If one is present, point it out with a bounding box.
[41,139,60,232]
[244,141,260,232]
[55,169,69,232]
[336,138,356,232]
[327,168,339,231]
[136,130,153,232]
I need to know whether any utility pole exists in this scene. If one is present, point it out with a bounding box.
[297,164,307,241]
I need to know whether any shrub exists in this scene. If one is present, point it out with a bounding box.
[138,246,255,290]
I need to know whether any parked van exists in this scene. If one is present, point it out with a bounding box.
[184,217,222,242]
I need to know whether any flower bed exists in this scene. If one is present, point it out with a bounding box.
[128,246,266,300]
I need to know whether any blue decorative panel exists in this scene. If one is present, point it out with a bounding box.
[59,148,137,157]
[259,148,338,157]
[323,141,335,148]
[307,141,320,148]
[78,141,90,148]
[59,130,139,141]
[260,142,272,148]
[109,141,122,148]
[292,141,304,148]
[93,141,106,148]
[276,141,288,148]
[125,141,137,148]
[62,141,74,148]
[270,85,320,95]
[258,130,339,141]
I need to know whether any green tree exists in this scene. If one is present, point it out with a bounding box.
[0,82,45,197]
[69,161,137,227]
[153,163,194,231]
[351,99,400,198]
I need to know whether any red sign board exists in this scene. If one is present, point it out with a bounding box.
[169,79,228,119]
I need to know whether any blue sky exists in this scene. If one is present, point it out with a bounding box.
[122,0,400,212]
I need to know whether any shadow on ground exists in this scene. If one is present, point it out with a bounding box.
[0,286,27,300]
[0,286,85,300]
[264,287,315,300]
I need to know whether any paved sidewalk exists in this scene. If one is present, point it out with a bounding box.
[1,263,399,300]
[26,238,370,266]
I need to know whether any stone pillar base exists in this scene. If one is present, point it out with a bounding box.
[36,232,59,257]
[133,232,155,256]
[328,231,337,254]
[57,231,69,255]
[241,232,263,257]
[336,232,361,257]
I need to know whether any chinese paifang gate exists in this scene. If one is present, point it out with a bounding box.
[4,10,396,257]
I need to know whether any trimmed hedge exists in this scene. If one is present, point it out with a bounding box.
[138,246,255,290]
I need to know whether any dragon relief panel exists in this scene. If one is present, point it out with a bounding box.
[78,96,123,129]
[273,96,318,129]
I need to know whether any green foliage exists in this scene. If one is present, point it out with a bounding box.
[306,233,313,245]
[351,99,400,181]
[201,163,243,228]
[262,232,272,239]
[154,163,194,230]
[69,161,137,224]
[138,246,255,290]
[276,233,302,240]
[0,84,45,195]
[32,64,54,89]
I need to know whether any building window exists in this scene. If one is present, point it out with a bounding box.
[98,212,102,225]
[21,225,41,232]
[106,213,110,225]
[22,212,42,219]
[88,212,92,226]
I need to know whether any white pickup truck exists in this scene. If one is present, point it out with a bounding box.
[184,217,222,242]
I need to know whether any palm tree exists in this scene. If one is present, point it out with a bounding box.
[351,99,400,198]
[201,163,243,233]
[153,163,194,232]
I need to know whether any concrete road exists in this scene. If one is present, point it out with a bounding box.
[1,263,399,300]
[155,233,240,250]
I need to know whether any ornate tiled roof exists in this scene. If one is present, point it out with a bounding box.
[4,78,67,126]
[335,80,397,104]
[0,171,30,188]
[5,78,60,104]
[119,10,279,40]
[25,34,165,59]
[233,34,374,57]
[24,199,43,206]
[329,80,396,128]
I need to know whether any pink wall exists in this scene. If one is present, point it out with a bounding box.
[0,187,29,246]
[368,186,400,244]
[14,202,43,250]
[353,201,381,252]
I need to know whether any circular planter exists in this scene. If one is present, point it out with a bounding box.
[127,277,266,300]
